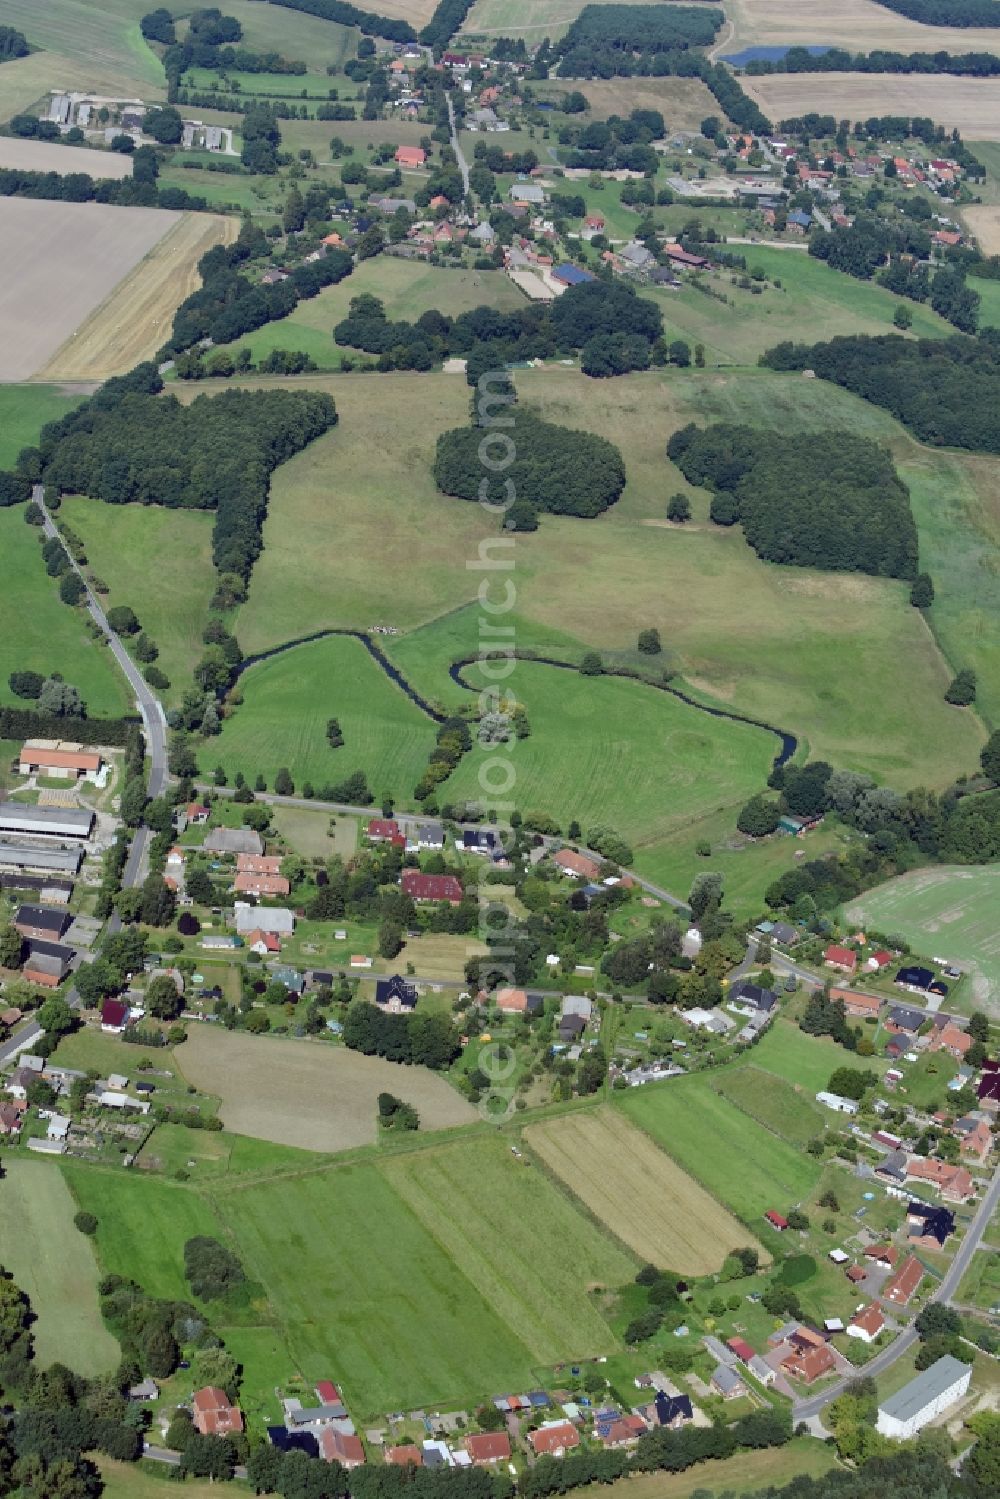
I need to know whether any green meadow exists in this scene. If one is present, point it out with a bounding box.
[0,385,82,467]
[0,0,165,100]
[211,633,438,799]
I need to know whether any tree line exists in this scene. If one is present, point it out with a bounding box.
[869,0,1000,22]
[760,332,1000,452]
[421,0,477,48]
[248,0,418,43]
[808,218,980,332]
[557,107,666,174]
[667,422,918,578]
[0,164,207,213]
[742,44,1000,77]
[342,1000,461,1067]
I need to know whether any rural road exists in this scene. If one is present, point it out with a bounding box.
[796,1153,1000,1421]
[447,94,470,196]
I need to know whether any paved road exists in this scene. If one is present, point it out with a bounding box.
[796,1155,1000,1421]
[447,94,470,195]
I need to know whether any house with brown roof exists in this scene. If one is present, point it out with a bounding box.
[237,854,283,876]
[495,987,542,1015]
[465,1432,511,1464]
[319,1430,365,1467]
[529,1422,580,1457]
[386,1445,423,1467]
[401,870,463,905]
[0,1101,25,1136]
[846,1263,867,1284]
[882,1254,924,1307]
[905,1157,975,1204]
[553,849,602,881]
[824,944,857,974]
[831,987,881,1019]
[19,741,103,779]
[960,1118,992,1163]
[246,928,281,955]
[367,818,400,842]
[599,1415,646,1448]
[234,871,290,898]
[395,145,426,168]
[782,1344,835,1384]
[864,1243,899,1269]
[848,1304,886,1343]
[191,1387,243,1436]
[928,1022,971,1059]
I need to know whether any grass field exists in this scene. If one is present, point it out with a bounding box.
[461,0,666,41]
[847,866,1000,1008]
[742,74,1000,140]
[956,1249,1000,1313]
[0,0,165,112]
[0,507,129,716]
[212,634,438,803]
[0,198,181,381]
[714,1065,825,1147]
[176,1025,477,1150]
[98,1459,254,1499]
[581,1441,837,1499]
[713,0,1000,59]
[0,1160,119,1375]
[214,257,529,368]
[215,1136,629,1413]
[963,205,1000,257]
[185,0,358,67]
[270,803,359,858]
[60,496,216,701]
[523,1106,766,1273]
[0,385,82,467]
[38,212,238,382]
[618,1072,823,1225]
[537,75,720,132]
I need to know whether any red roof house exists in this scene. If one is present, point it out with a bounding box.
[782,1344,835,1384]
[191,1387,243,1437]
[367,818,400,842]
[386,1445,423,1467]
[401,870,463,905]
[101,999,129,1033]
[319,1429,365,1467]
[465,1433,511,1464]
[314,1381,341,1404]
[395,146,426,168]
[727,1337,755,1364]
[824,945,857,973]
[882,1254,924,1306]
[529,1423,580,1457]
[764,1210,788,1231]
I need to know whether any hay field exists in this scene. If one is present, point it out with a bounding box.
[0,137,133,176]
[38,211,237,381]
[962,206,1000,255]
[524,1106,765,1273]
[0,198,180,381]
[714,0,1000,59]
[0,1160,120,1375]
[178,1025,476,1150]
[462,0,666,39]
[539,76,719,132]
[358,0,439,22]
[742,74,1000,139]
[847,865,1000,1007]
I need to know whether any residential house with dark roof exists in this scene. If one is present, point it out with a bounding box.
[14,905,71,941]
[727,980,777,1015]
[907,1200,955,1250]
[374,975,418,1012]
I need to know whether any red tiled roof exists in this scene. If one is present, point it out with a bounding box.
[367,819,399,840]
[727,1337,755,1363]
[319,1429,365,1466]
[824,945,857,969]
[101,999,128,1027]
[850,1304,885,1338]
[883,1254,924,1305]
[529,1423,580,1456]
[401,870,463,904]
[315,1380,340,1403]
[386,1446,423,1467]
[465,1432,511,1463]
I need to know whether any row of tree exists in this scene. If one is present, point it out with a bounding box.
[808,218,980,332]
[251,0,417,43]
[743,44,1000,77]
[0,25,28,59]
[0,164,206,212]
[870,0,1000,22]
[667,421,919,579]
[342,1001,461,1067]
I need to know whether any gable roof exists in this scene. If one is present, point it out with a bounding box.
[374,974,418,1009]
[401,870,463,903]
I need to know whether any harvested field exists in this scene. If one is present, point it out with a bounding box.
[524,1106,766,1273]
[0,136,132,176]
[38,211,237,382]
[962,205,1000,256]
[742,74,1000,140]
[462,0,665,40]
[714,0,1000,59]
[177,1025,476,1150]
[539,76,719,132]
[358,0,438,22]
[0,198,180,381]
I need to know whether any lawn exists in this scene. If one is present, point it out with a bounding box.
[537,75,720,132]
[0,508,129,717]
[98,1458,255,1499]
[183,66,342,97]
[618,1073,823,1225]
[957,1249,1000,1313]
[211,633,439,804]
[188,0,357,68]
[62,1163,226,1300]
[523,1106,766,1273]
[713,1065,825,1148]
[0,1160,119,1376]
[135,1122,320,1181]
[60,496,217,703]
[214,1137,628,1414]
[847,866,1000,1009]
[270,803,359,858]
[0,0,165,102]
[461,0,666,42]
[741,1019,887,1094]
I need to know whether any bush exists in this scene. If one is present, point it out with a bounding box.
[74,1211,98,1235]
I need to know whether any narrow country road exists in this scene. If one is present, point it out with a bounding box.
[447,94,470,195]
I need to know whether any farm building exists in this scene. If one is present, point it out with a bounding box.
[905,1158,974,1204]
[552,264,595,287]
[204,827,263,856]
[375,974,418,1012]
[18,741,103,778]
[401,870,463,905]
[234,905,294,937]
[816,1091,858,1115]
[0,843,82,874]
[553,849,602,880]
[509,180,545,204]
[876,1357,971,1440]
[764,1210,788,1231]
[23,951,69,988]
[0,804,94,839]
[14,904,71,941]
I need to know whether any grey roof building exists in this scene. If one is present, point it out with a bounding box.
[204,827,264,856]
[0,805,93,839]
[876,1356,971,1439]
[509,180,544,204]
[0,843,82,873]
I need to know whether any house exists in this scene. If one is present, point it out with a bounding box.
[204,827,264,856]
[749,1355,776,1386]
[876,1356,972,1440]
[928,1021,971,1059]
[782,1343,835,1384]
[786,209,812,234]
[663,243,708,268]
[553,849,602,881]
[192,1387,243,1437]
[895,965,934,994]
[558,1013,586,1042]
[395,146,426,167]
[847,1305,886,1344]
[100,999,129,1034]
[710,1365,745,1399]
[386,1445,423,1467]
[882,1254,924,1307]
[237,854,283,876]
[906,1158,975,1204]
[509,180,545,205]
[46,1113,70,1142]
[129,1378,159,1401]
[246,928,281,956]
[5,1067,36,1100]
[584,213,605,231]
[186,803,210,824]
[319,1430,365,1467]
[680,1007,734,1035]
[864,1243,899,1269]
[367,818,400,842]
[18,741,102,779]
[269,965,305,996]
[234,905,294,937]
[462,829,498,856]
[408,821,445,849]
[907,1200,955,1250]
[234,871,291,898]
[375,974,418,1012]
[495,987,542,1015]
[960,1118,992,1163]
[978,1066,1000,1111]
[598,1415,646,1448]
[464,1433,510,1465]
[24,951,69,988]
[875,1150,909,1188]
[529,1422,580,1457]
[726,1337,755,1365]
[846,1263,867,1284]
[764,1210,788,1231]
[816,1091,859,1115]
[651,1392,692,1427]
[866,949,893,971]
[831,987,881,1019]
[824,944,857,974]
[727,980,777,1015]
[401,870,463,905]
[887,1004,924,1034]
[0,1102,24,1136]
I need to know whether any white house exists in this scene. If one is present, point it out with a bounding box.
[816,1090,859,1115]
[876,1356,971,1439]
[847,1305,885,1344]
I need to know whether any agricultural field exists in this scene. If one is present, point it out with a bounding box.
[211,634,438,803]
[214,258,529,369]
[0,137,132,175]
[618,1073,823,1225]
[38,212,238,382]
[578,1439,837,1499]
[461,0,665,41]
[0,0,165,113]
[956,1249,1000,1313]
[188,0,358,66]
[538,75,720,132]
[741,74,1000,141]
[60,496,217,700]
[523,1106,765,1273]
[0,198,181,380]
[962,207,1000,257]
[847,866,1000,1009]
[0,384,82,467]
[176,1025,477,1151]
[713,0,1000,59]
[0,1160,119,1376]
